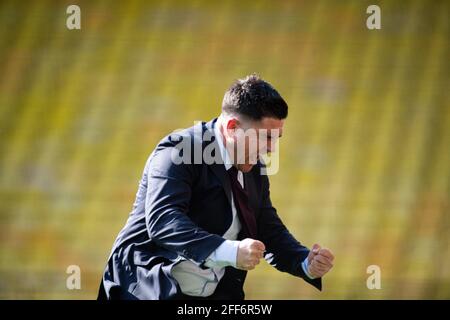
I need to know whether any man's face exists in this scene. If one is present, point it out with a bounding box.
[225,116,284,173]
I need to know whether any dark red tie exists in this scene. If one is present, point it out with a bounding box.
[228,166,257,239]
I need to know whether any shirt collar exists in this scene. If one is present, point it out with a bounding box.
[213,117,233,171]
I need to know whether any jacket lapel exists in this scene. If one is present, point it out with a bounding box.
[205,119,233,208]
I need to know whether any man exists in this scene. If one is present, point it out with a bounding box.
[98,74,334,300]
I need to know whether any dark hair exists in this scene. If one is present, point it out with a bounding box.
[221,73,288,121]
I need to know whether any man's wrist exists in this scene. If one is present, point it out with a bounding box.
[301,256,316,279]
[205,240,241,268]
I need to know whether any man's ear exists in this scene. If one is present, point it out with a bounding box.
[226,117,239,131]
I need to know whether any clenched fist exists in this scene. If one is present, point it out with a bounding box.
[307,244,334,278]
[236,238,265,271]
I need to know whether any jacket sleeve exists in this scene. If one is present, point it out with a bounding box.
[144,145,225,267]
[257,174,322,290]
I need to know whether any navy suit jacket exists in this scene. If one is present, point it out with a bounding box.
[98,118,321,300]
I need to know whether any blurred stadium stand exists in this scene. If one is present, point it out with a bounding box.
[0,0,448,299]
